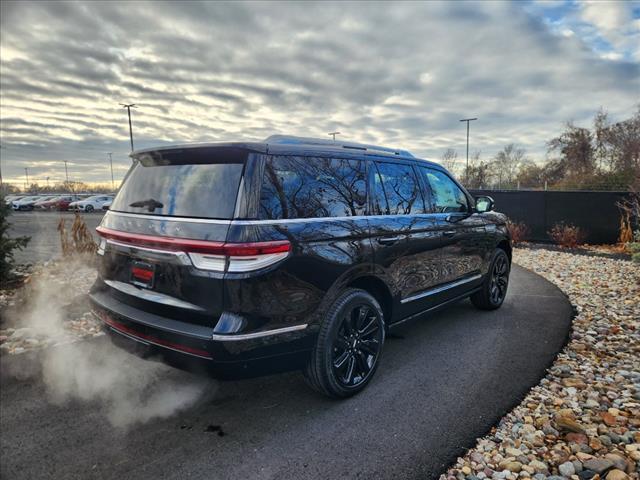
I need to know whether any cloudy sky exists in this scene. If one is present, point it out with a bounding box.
[1,0,638,188]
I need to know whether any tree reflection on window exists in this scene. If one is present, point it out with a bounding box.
[259,156,366,219]
[375,162,425,215]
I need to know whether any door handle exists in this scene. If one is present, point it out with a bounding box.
[377,236,401,245]
[443,230,456,237]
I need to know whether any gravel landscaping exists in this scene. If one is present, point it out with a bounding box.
[0,258,101,355]
[443,248,640,480]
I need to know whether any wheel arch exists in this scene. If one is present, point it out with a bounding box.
[497,238,512,262]
[346,275,394,326]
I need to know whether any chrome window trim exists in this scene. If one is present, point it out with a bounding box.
[105,210,232,224]
[106,209,451,226]
[233,213,441,225]
[401,274,482,304]
[211,323,308,341]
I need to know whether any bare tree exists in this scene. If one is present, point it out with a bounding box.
[440,148,458,174]
[491,144,528,188]
[463,151,491,189]
[594,106,640,174]
[547,122,596,178]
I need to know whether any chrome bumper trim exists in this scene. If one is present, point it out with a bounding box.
[211,324,308,341]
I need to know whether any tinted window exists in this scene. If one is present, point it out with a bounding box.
[110,161,244,219]
[259,156,366,219]
[420,168,468,213]
[374,162,425,215]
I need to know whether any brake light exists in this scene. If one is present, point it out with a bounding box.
[96,227,291,272]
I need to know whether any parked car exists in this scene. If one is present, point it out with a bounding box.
[101,199,112,211]
[90,136,511,398]
[4,195,24,205]
[32,195,63,209]
[37,195,81,211]
[70,195,113,212]
[11,195,44,211]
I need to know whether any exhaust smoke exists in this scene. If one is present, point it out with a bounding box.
[4,258,213,428]
[42,340,211,428]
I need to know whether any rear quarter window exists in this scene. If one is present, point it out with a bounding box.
[259,156,366,219]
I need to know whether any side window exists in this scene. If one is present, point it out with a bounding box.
[259,156,366,219]
[375,162,425,215]
[420,168,468,214]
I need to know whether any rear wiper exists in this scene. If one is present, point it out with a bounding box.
[129,198,164,212]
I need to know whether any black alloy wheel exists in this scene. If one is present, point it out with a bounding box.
[471,248,510,310]
[489,253,509,305]
[304,289,385,398]
[331,303,382,388]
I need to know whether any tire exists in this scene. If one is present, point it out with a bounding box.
[85,204,94,212]
[471,248,511,310]
[304,288,385,398]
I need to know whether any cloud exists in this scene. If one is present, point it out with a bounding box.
[0,0,638,186]
[580,0,630,33]
[578,0,640,60]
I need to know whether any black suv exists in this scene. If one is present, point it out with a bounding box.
[90,135,511,398]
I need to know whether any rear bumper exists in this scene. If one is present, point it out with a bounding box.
[89,290,315,379]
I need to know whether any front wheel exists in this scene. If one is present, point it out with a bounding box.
[304,289,385,398]
[85,204,94,212]
[471,248,510,310]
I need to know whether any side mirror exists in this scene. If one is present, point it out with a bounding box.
[475,195,494,213]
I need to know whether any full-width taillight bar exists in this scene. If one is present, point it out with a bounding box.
[96,226,291,272]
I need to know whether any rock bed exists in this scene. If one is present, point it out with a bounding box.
[0,259,102,355]
[442,248,639,480]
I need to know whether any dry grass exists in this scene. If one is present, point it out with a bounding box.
[57,214,97,257]
[506,220,530,244]
[548,222,587,248]
[618,211,633,244]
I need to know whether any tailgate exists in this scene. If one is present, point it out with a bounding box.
[95,212,231,326]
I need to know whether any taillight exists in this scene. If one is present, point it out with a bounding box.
[96,227,291,272]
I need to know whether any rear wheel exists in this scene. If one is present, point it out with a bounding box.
[304,289,385,398]
[471,248,510,310]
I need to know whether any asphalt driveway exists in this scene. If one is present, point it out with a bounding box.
[0,265,573,480]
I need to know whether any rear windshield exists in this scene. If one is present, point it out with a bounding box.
[110,148,245,219]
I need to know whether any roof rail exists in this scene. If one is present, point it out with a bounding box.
[264,135,414,157]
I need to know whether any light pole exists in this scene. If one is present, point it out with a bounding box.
[24,167,29,191]
[459,117,477,182]
[108,152,114,190]
[120,103,137,152]
[63,160,69,183]
[328,131,341,141]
